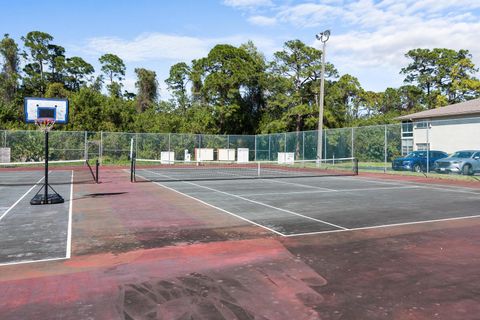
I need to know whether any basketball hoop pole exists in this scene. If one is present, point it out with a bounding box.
[44,130,49,202]
[30,119,64,205]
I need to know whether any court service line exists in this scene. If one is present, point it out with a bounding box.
[327,175,405,186]
[0,176,45,222]
[284,214,480,237]
[135,172,286,236]
[259,178,337,191]
[237,185,419,197]
[66,171,74,259]
[143,170,348,231]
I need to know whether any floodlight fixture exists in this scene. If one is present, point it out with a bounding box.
[316,30,331,42]
[315,29,331,160]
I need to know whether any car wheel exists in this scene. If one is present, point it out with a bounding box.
[413,164,422,173]
[462,164,474,176]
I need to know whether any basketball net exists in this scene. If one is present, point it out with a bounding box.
[35,118,56,132]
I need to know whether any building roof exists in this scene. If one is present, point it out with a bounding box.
[396,98,480,121]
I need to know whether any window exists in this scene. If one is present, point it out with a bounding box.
[402,139,413,155]
[416,143,430,151]
[402,121,413,137]
[415,120,429,129]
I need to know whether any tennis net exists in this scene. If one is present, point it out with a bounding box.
[131,157,358,182]
[0,159,99,186]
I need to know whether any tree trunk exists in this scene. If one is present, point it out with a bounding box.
[295,114,302,159]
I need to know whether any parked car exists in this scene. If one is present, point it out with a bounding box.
[392,151,448,172]
[434,150,480,175]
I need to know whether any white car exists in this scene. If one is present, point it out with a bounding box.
[434,150,480,175]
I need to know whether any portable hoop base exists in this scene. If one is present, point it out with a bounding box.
[30,186,64,205]
[30,119,65,205]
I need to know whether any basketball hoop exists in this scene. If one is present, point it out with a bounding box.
[25,97,68,205]
[35,118,56,132]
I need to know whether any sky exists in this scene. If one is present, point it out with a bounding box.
[2,0,480,96]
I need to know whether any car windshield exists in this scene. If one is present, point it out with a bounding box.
[450,151,473,158]
[405,152,426,158]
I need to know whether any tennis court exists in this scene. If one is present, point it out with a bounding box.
[134,165,480,237]
[1,163,480,319]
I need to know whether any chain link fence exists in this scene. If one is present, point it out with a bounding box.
[1,116,479,174]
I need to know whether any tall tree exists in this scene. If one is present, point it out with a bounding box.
[239,41,268,131]
[325,74,363,127]
[134,68,158,112]
[99,53,125,97]
[266,39,337,132]
[166,62,191,112]
[200,44,262,133]
[65,57,94,91]
[0,34,20,102]
[22,31,54,93]
[46,44,66,84]
[401,48,480,108]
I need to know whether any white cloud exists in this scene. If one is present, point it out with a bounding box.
[234,0,480,90]
[276,3,343,28]
[74,1,480,93]
[80,32,280,64]
[248,15,277,26]
[223,0,272,9]
[321,19,480,91]
[83,33,211,62]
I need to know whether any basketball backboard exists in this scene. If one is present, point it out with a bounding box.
[24,97,69,124]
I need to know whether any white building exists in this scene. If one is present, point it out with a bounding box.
[396,99,480,154]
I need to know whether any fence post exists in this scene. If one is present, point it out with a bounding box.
[254,135,257,161]
[168,133,172,154]
[84,131,88,160]
[426,120,430,174]
[284,132,287,154]
[135,133,138,159]
[324,130,327,161]
[302,131,305,160]
[100,131,103,164]
[351,127,354,159]
[268,135,271,161]
[384,125,387,173]
[168,133,171,159]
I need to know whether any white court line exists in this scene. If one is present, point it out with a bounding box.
[66,170,74,259]
[237,185,420,197]
[330,175,480,195]
[135,172,286,236]
[284,214,480,237]
[413,184,480,195]
[144,169,348,231]
[0,256,68,267]
[0,176,45,222]
[258,178,337,191]
[327,175,405,186]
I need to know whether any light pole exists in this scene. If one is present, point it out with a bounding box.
[316,30,330,161]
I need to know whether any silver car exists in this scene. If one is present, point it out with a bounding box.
[434,150,480,175]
